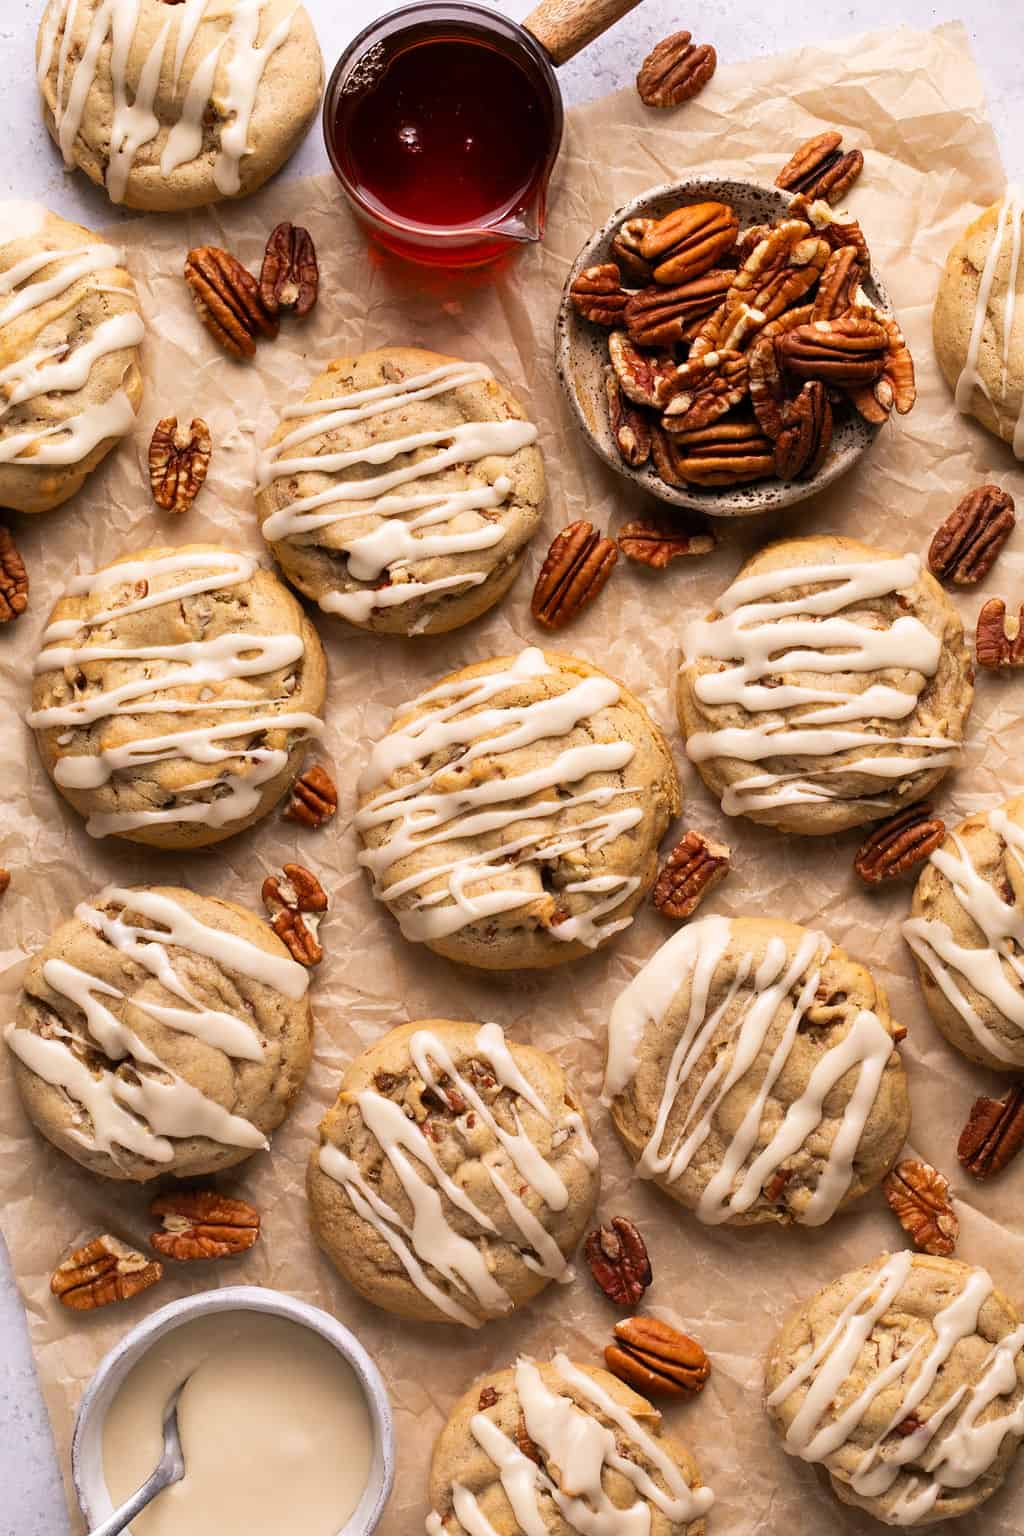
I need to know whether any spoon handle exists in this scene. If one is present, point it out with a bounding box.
[87,1467,169,1536]
[523,0,646,66]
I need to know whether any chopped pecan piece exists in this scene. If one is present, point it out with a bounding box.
[531,521,617,630]
[640,202,739,286]
[148,416,212,513]
[51,1235,163,1311]
[976,598,1024,670]
[617,519,715,569]
[604,368,652,467]
[636,31,716,109]
[611,218,656,285]
[185,246,278,359]
[260,222,319,318]
[569,263,628,326]
[854,804,945,885]
[478,1385,499,1411]
[654,830,731,919]
[607,331,676,408]
[515,1411,542,1465]
[284,764,339,828]
[624,270,733,347]
[586,1217,652,1306]
[776,132,864,205]
[763,1167,794,1203]
[883,1159,958,1257]
[929,486,1016,585]
[150,1190,260,1260]
[262,863,328,966]
[774,380,832,481]
[606,1316,710,1398]
[958,1085,1024,1179]
[779,315,888,384]
[0,525,28,622]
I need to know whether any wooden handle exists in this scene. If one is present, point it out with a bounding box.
[522,0,645,66]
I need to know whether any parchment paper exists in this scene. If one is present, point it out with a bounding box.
[2,21,1022,1535]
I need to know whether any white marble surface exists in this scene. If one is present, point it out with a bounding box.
[0,2,1021,1532]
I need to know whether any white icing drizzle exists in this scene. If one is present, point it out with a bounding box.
[427,1352,713,1534]
[39,0,297,204]
[257,362,538,624]
[604,915,896,1226]
[0,234,141,467]
[683,554,961,817]
[27,550,322,838]
[355,649,642,948]
[768,1253,1024,1524]
[903,805,1024,1066]
[954,185,1024,460]
[4,886,308,1163]
[317,1022,596,1328]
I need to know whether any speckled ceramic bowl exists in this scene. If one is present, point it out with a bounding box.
[556,176,892,517]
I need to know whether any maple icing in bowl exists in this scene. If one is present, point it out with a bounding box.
[555,176,893,517]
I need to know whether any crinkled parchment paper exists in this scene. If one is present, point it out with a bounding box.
[1,20,1023,1536]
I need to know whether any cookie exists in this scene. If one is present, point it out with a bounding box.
[427,1354,712,1535]
[605,915,909,1226]
[256,348,545,636]
[934,192,1024,457]
[4,885,313,1182]
[0,201,143,514]
[308,1019,599,1327]
[904,796,1024,1072]
[28,544,327,849]
[765,1251,1024,1526]
[37,0,323,210]
[356,649,680,969]
[677,535,973,836]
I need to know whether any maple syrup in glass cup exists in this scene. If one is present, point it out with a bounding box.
[324,3,563,268]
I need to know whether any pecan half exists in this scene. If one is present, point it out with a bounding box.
[569,263,628,326]
[624,270,733,347]
[774,380,832,481]
[148,416,212,513]
[0,525,28,622]
[586,1217,652,1306]
[617,519,715,568]
[929,486,1016,585]
[185,246,278,359]
[610,218,656,285]
[606,1316,710,1398]
[640,202,739,286]
[658,416,775,486]
[812,247,864,321]
[778,315,887,383]
[531,521,617,630]
[607,331,676,408]
[284,764,339,828]
[604,369,652,467]
[262,863,328,966]
[636,31,716,109]
[260,222,318,318]
[854,804,945,884]
[51,1235,163,1311]
[976,598,1024,669]
[661,350,750,435]
[958,1085,1024,1179]
[883,1159,958,1257]
[776,132,864,205]
[654,830,731,919]
[150,1190,260,1260]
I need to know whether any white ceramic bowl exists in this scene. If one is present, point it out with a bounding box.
[555,175,893,517]
[72,1286,394,1536]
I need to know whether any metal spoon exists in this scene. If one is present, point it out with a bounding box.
[87,1377,189,1536]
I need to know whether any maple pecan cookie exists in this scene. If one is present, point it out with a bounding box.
[427,1354,712,1534]
[355,649,680,968]
[0,202,143,513]
[934,192,1024,455]
[37,0,323,210]
[605,915,909,1226]
[308,1019,599,1326]
[5,886,313,1182]
[28,544,326,848]
[904,796,1024,1072]
[765,1251,1024,1525]
[256,347,545,636]
[677,535,973,835]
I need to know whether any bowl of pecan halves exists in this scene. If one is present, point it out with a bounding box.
[556,173,915,515]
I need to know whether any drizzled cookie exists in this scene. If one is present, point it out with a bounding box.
[308,1020,599,1327]
[677,534,973,835]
